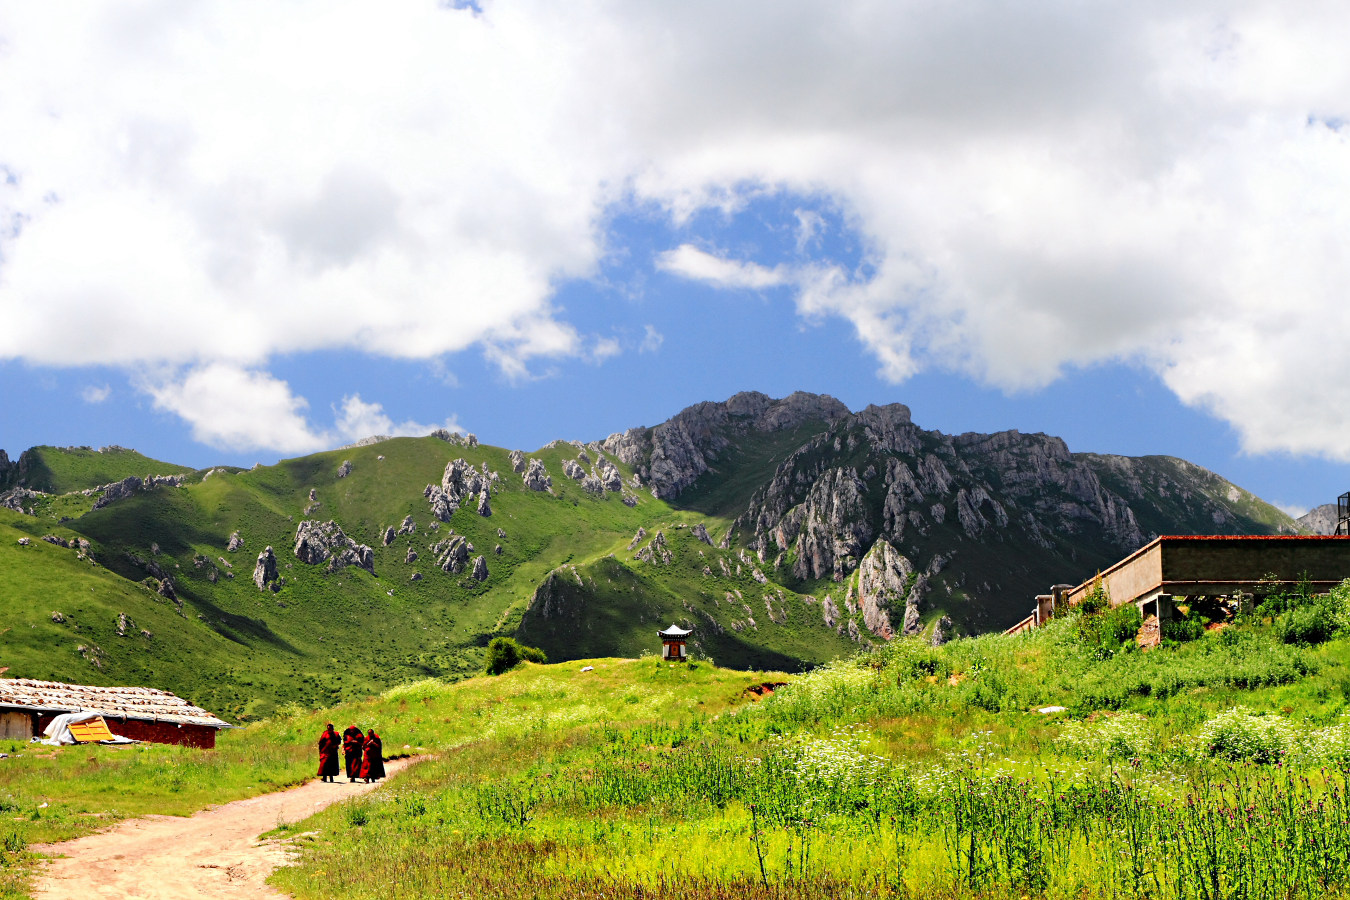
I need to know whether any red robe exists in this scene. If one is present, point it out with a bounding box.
[342,726,365,779]
[359,732,385,780]
[317,727,340,777]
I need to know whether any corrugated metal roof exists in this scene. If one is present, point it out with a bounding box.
[0,678,231,728]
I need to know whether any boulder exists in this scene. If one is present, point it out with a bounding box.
[382,526,397,546]
[431,535,471,574]
[424,484,454,522]
[563,459,586,481]
[405,547,418,564]
[691,523,713,546]
[254,547,279,590]
[293,521,375,575]
[227,531,244,552]
[581,474,604,495]
[477,490,492,517]
[509,450,526,473]
[471,555,489,582]
[337,460,352,478]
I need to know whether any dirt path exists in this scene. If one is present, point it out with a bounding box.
[30,758,419,900]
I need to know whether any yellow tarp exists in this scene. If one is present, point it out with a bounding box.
[67,717,116,743]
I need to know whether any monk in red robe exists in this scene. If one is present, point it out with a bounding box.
[359,729,385,782]
[341,725,365,782]
[317,723,340,782]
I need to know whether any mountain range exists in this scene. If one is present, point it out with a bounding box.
[0,391,1300,720]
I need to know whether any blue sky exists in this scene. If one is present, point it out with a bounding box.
[3,2,1350,515]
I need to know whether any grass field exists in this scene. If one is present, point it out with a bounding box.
[8,581,1350,898]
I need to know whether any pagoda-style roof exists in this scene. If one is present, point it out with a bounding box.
[658,624,692,638]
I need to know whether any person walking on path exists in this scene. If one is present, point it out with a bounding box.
[359,729,386,783]
[341,724,365,782]
[317,723,341,783]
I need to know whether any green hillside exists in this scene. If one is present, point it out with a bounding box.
[2,445,194,494]
[0,436,858,721]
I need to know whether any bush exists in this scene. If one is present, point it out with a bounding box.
[1276,599,1339,645]
[484,637,547,675]
[1199,708,1298,764]
[1161,614,1205,643]
[1056,713,1150,760]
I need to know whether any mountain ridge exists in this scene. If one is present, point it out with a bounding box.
[0,391,1306,717]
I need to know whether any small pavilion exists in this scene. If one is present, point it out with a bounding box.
[658,624,692,661]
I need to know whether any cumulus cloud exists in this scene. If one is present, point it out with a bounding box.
[81,384,111,404]
[640,325,664,354]
[141,365,461,453]
[3,2,1350,457]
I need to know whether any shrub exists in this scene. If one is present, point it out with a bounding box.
[1199,708,1298,764]
[1056,713,1150,760]
[484,637,548,675]
[1276,599,1339,645]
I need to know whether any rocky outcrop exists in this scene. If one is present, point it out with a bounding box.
[627,527,647,550]
[293,521,375,575]
[563,459,586,481]
[476,490,492,517]
[636,531,672,565]
[227,532,244,552]
[254,547,279,590]
[92,476,142,510]
[598,461,623,493]
[405,546,418,564]
[471,555,489,581]
[509,450,526,473]
[424,484,454,522]
[691,523,713,546]
[337,460,352,478]
[431,536,471,574]
[0,487,41,514]
[522,459,552,492]
[581,474,604,495]
[382,526,397,546]
[1298,503,1340,535]
[854,539,916,639]
[397,516,416,536]
[930,615,954,646]
[599,391,850,500]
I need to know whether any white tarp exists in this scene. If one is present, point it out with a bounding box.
[39,711,135,746]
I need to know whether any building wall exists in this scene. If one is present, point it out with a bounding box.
[1066,541,1164,609]
[0,711,35,740]
[1162,537,1350,589]
[33,713,217,748]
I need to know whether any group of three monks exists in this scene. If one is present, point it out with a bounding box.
[317,723,386,783]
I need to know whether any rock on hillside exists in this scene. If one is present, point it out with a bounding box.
[293,521,375,575]
[601,391,850,499]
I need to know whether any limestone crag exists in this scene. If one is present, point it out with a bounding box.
[293,520,375,575]
[600,391,850,500]
[441,458,491,511]
[853,539,917,639]
[337,460,352,478]
[581,474,604,495]
[431,535,471,574]
[1297,503,1340,535]
[477,491,492,517]
[522,458,552,492]
[397,516,416,536]
[563,459,586,481]
[253,547,279,591]
[635,531,672,565]
[90,474,185,511]
[471,555,489,581]
[509,450,526,473]
[424,484,454,522]
[691,523,713,546]
[227,532,244,552]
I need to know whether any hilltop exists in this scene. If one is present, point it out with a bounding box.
[0,391,1301,718]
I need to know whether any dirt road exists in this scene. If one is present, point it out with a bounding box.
[31,758,417,900]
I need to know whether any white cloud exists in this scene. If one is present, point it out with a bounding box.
[141,365,461,453]
[333,394,462,444]
[4,3,1350,457]
[640,325,664,354]
[657,245,789,290]
[141,364,330,454]
[589,336,622,364]
[81,384,111,404]
[1276,502,1309,519]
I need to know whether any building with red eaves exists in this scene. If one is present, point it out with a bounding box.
[0,678,231,748]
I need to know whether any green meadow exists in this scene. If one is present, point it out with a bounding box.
[10,582,1350,898]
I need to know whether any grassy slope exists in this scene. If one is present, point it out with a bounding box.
[3,438,862,721]
[7,603,1350,899]
[8,446,195,494]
